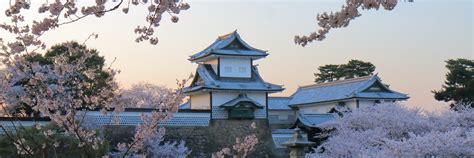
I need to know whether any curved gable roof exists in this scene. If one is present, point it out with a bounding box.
[219,94,264,108]
[288,75,409,106]
[183,64,284,93]
[294,113,336,128]
[189,31,268,61]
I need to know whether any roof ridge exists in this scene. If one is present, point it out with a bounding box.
[300,75,373,89]
[302,113,335,116]
[217,30,237,40]
[268,96,291,98]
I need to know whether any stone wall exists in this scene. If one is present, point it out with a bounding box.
[163,119,288,157]
[101,119,288,157]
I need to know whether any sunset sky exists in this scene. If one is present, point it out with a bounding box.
[0,0,472,111]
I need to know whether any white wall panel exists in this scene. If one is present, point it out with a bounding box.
[219,57,251,78]
[190,93,211,110]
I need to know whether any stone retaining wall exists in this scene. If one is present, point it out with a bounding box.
[163,119,288,157]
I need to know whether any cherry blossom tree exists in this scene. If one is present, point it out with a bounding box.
[0,42,190,156]
[110,82,191,156]
[212,122,259,158]
[110,127,191,158]
[0,1,191,155]
[116,82,184,109]
[295,0,412,46]
[0,0,419,156]
[1,41,113,118]
[0,42,119,156]
[0,0,189,57]
[306,103,474,157]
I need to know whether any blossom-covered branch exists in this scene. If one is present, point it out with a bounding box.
[212,122,259,158]
[295,0,406,46]
[307,103,474,157]
[0,41,190,156]
[0,0,190,63]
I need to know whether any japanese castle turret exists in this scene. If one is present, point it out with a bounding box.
[181,31,284,119]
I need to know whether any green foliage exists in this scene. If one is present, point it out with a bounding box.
[342,60,376,79]
[315,60,376,83]
[315,64,343,83]
[9,41,113,117]
[0,124,108,158]
[432,58,474,109]
[102,125,135,149]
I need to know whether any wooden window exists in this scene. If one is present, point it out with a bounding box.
[228,102,255,119]
[229,107,254,119]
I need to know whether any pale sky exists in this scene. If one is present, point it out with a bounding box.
[0,0,472,112]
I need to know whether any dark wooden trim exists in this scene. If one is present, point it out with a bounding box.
[177,109,211,113]
[289,97,408,107]
[183,87,284,94]
[250,59,253,78]
[265,92,269,119]
[85,107,179,112]
[210,91,213,119]
[190,53,267,62]
[217,57,220,77]
[0,117,51,121]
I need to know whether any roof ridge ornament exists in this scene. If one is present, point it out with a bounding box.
[189,31,269,62]
[299,75,374,89]
[217,30,238,40]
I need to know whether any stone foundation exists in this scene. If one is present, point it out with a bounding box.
[103,119,288,157]
[164,119,288,157]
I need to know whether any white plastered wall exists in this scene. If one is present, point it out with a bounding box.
[219,57,251,78]
[212,92,265,106]
[297,100,357,114]
[190,92,211,110]
[297,99,401,114]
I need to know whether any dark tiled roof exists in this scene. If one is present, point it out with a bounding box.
[268,97,292,110]
[296,113,336,128]
[189,31,268,61]
[219,94,264,108]
[289,75,409,106]
[183,64,284,93]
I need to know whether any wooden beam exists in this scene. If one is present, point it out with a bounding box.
[217,57,220,77]
[210,91,213,119]
[265,92,269,119]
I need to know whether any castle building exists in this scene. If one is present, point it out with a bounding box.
[1,31,410,154]
[180,31,284,120]
[267,75,409,129]
[267,75,409,145]
[177,31,409,129]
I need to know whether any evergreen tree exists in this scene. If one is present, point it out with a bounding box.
[342,60,376,79]
[315,64,343,83]
[433,58,474,109]
[315,60,376,83]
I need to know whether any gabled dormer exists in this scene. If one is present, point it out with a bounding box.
[189,31,268,78]
[361,80,391,92]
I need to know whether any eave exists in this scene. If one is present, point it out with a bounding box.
[288,96,409,108]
